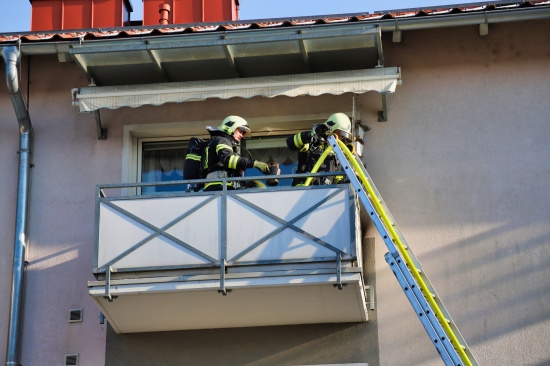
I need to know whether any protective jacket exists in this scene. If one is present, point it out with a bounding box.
[203,130,255,190]
[286,130,342,186]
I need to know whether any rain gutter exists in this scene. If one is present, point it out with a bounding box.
[6,5,550,56]
[376,5,550,32]
[1,45,33,366]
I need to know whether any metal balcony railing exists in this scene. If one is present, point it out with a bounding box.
[89,173,368,333]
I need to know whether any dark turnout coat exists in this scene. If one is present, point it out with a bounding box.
[286,130,342,186]
[203,130,255,190]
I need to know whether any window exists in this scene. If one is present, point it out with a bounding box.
[138,136,298,192]
[243,137,298,187]
[140,140,187,194]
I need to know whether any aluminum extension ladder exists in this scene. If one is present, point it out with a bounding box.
[326,135,479,366]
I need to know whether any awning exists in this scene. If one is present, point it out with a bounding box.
[72,67,401,112]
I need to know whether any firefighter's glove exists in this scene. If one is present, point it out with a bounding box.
[253,161,270,174]
[312,124,329,139]
[299,143,310,153]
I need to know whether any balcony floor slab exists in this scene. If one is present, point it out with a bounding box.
[89,272,368,333]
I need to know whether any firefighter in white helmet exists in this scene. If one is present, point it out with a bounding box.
[286,112,352,186]
[203,116,270,191]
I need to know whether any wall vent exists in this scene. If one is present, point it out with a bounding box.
[68,309,83,323]
[64,354,79,366]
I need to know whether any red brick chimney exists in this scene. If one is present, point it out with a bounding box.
[143,0,239,26]
[31,0,133,31]
[30,0,238,31]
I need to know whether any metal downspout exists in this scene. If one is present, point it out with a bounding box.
[1,45,33,366]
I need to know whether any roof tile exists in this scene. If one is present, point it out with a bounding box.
[0,1,548,45]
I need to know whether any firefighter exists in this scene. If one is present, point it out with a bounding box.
[286,112,352,186]
[203,116,270,191]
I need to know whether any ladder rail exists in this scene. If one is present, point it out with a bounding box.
[328,135,478,366]
[384,251,457,365]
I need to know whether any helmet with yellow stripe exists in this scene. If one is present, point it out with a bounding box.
[220,116,251,138]
[324,113,352,140]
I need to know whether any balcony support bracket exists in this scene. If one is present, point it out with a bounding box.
[218,259,232,296]
[334,254,347,290]
[104,266,118,302]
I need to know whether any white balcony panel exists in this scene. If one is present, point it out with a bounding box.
[226,189,352,262]
[96,187,356,272]
[89,271,367,333]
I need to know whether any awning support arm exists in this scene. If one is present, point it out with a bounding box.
[94,110,108,140]
[378,94,388,122]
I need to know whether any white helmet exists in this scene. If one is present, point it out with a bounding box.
[324,113,352,140]
[219,115,251,138]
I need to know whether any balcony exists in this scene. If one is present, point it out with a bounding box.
[88,175,368,333]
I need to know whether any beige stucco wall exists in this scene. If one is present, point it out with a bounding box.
[0,56,111,366]
[368,20,550,365]
[0,17,548,366]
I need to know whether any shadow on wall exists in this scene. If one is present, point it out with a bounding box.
[106,321,378,366]
[375,217,550,365]
[423,222,550,342]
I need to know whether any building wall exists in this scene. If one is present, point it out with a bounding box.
[0,56,111,366]
[0,17,548,366]
[369,19,550,365]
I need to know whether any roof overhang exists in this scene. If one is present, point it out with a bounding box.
[72,66,401,112]
[67,24,385,86]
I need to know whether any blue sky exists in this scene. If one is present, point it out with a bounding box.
[0,0,449,33]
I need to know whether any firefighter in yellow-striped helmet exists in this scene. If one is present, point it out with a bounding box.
[286,113,352,186]
[202,116,269,191]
